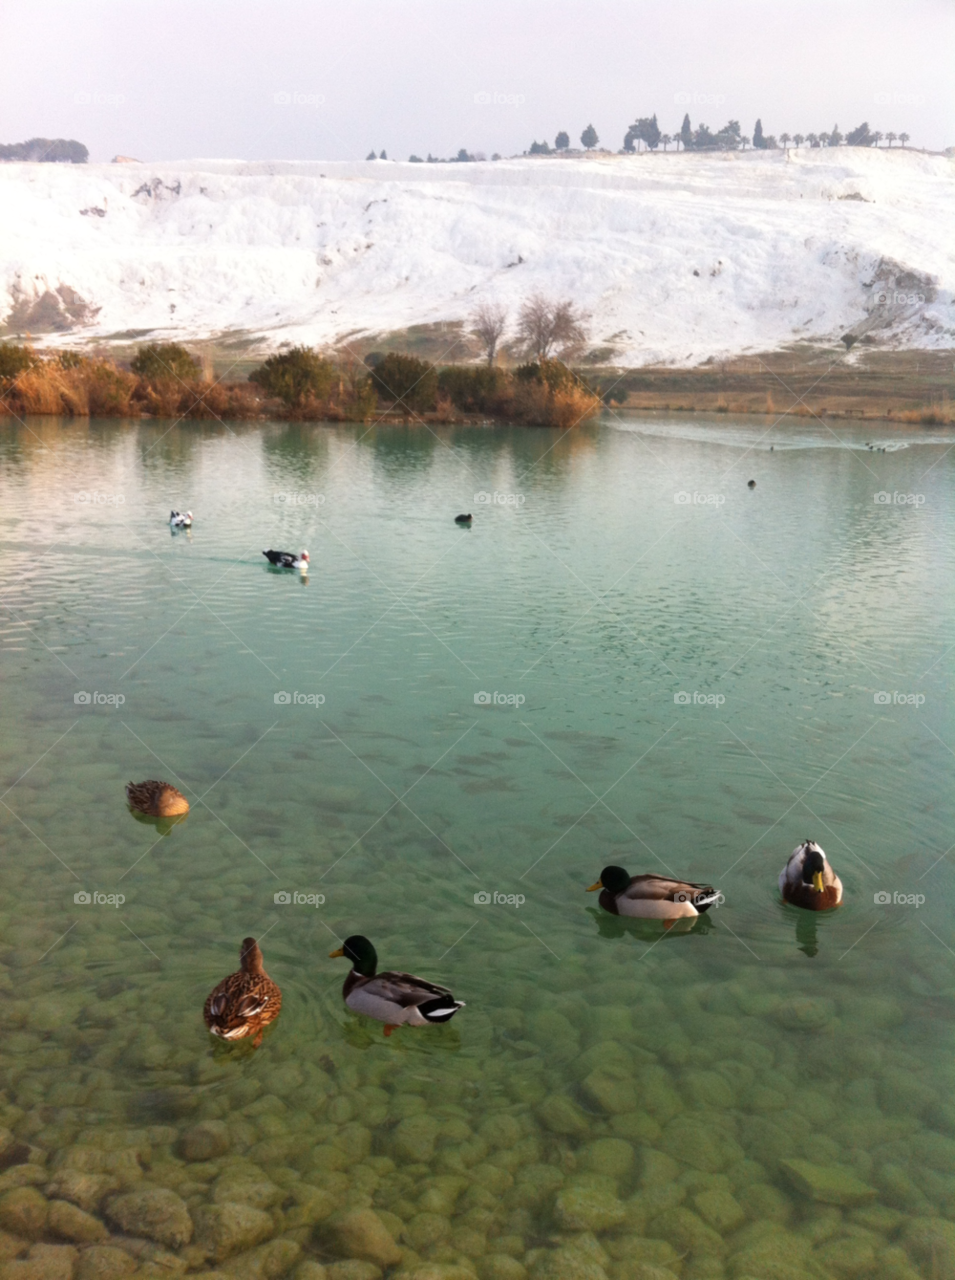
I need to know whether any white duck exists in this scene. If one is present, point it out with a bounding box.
[169,510,193,528]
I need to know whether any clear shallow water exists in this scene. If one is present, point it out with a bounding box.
[0,412,953,1280]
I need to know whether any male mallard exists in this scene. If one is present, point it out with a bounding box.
[262,549,309,569]
[329,935,464,1036]
[169,510,193,528]
[779,840,842,910]
[587,865,720,919]
[126,780,190,818]
[203,937,282,1048]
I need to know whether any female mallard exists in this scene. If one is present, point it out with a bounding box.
[329,935,464,1036]
[126,780,190,818]
[587,865,720,919]
[779,840,842,911]
[203,937,282,1048]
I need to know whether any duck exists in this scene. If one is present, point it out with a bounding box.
[126,780,190,817]
[262,549,309,569]
[454,514,473,525]
[747,479,756,489]
[587,865,721,919]
[203,937,282,1048]
[779,840,842,910]
[169,510,193,528]
[329,935,465,1036]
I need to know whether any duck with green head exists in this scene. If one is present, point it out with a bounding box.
[587,865,720,920]
[329,935,465,1036]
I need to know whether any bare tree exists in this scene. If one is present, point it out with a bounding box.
[471,301,508,366]
[515,294,588,362]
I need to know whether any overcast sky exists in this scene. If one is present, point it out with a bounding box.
[2,0,952,162]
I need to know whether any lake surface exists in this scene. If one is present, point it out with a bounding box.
[0,412,953,1280]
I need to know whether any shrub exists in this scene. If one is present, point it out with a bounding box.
[0,343,36,384]
[437,366,509,414]
[370,353,437,413]
[248,346,336,406]
[512,360,600,427]
[131,342,200,383]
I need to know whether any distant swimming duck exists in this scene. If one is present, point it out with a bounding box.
[587,865,720,919]
[263,549,309,569]
[126,780,190,817]
[454,514,473,524]
[329,935,465,1035]
[169,510,193,528]
[747,480,756,489]
[203,937,282,1048]
[779,840,842,910]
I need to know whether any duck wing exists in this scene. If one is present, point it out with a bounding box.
[363,970,454,1009]
[622,874,714,902]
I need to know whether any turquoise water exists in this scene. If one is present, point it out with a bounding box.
[0,412,953,1280]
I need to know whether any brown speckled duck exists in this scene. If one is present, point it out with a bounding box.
[126,780,190,818]
[779,840,843,911]
[203,937,282,1048]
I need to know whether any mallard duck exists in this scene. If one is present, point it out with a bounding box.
[263,549,309,569]
[454,514,473,525]
[126,780,190,817]
[203,937,282,1047]
[747,480,756,489]
[779,840,842,910]
[587,865,720,919]
[329,935,464,1036]
[169,510,193,528]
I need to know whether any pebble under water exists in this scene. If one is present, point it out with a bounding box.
[0,413,953,1280]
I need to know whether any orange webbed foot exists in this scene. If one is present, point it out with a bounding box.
[383,1024,399,1037]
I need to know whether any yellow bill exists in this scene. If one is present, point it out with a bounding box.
[586,880,603,892]
[812,871,824,893]
[328,947,344,958]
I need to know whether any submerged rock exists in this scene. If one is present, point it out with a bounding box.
[536,1097,590,1137]
[179,1122,231,1163]
[0,1244,77,1280]
[330,1210,402,1269]
[74,1247,137,1280]
[220,1238,301,1280]
[0,1189,48,1240]
[693,1186,745,1234]
[779,1159,876,1207]
[554,1176,626,1232]
[193,1202,274,1261]
[106,1188,193,1248]
[44,1173,117,1215]
[47,1200,108,1243]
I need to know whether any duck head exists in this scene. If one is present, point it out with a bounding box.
[587,865,631,895]
[300,551,310,563]
[329,934,378,976]
[800,841,827,894]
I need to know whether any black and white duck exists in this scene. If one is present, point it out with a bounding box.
[262,549,309,569]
